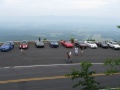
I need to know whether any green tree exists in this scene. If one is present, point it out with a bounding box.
[70,35,74,43]
[104,58,120,90]
[65,61,100,90]
[117,25,120,28]
[104,58,120,75]
[87,39,96,41]
[43,38,47,41]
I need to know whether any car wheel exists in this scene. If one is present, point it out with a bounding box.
[113,47,115,50]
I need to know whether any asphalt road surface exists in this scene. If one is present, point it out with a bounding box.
[0,43,120,67]
[0,64,120,90]
[0,43,120,90]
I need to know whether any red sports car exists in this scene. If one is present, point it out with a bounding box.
[61,41,73,48]
[60,40,65,46]
[19,40,29,49]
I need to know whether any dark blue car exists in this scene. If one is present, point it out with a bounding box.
[49,40,59,48]
[0,41,14,52]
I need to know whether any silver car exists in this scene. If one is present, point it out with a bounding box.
[35,40,44,48]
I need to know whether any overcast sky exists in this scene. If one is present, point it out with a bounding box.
[0,0,120,18]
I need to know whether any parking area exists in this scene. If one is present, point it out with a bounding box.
[0,43,120,67]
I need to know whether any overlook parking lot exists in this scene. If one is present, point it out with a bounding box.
[0,43,120,90]
[0,43,120,67]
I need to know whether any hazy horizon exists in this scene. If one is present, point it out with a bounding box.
[0,16,120,42]
[0,0,120,42]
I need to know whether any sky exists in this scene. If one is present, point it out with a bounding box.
[0,0,120,18]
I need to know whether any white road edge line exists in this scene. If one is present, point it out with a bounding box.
[4,67,10,68]
[13,63,104,68]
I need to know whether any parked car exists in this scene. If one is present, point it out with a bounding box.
[75,41,87,49]
[19,40,29,49]
[96,42,108,48]
[35,40,44,48]
[61,40,73,48]
[60,40,65,46]
[49,40,59,48]
[0,41,14,52]
[84,41,97,48]
[107,41,120,49]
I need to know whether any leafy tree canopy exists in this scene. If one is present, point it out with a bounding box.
[104,58,120,75]
[65,61,100,90]
[117,25,120,28]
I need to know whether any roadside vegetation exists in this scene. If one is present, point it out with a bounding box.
[117,25,120,28]
[70,35,74,43]
[66,33,120,89]
[65,61,101,90]
[104,58,120,75]
[65,59,120,90]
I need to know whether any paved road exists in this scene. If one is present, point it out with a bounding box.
[0,64,120,90]
[0,43,120,67]
[0,43,120,90]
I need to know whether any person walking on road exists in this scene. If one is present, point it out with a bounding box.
[66,51,72,63]
[80,46,84,55]
[74,47,78,56]
[20,46,25,54]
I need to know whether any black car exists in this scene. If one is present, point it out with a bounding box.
[49,40,59,48]
[75,41,87,49]
[96,42,108,48]
[35,40,44,48]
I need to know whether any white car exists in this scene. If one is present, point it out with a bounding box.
[84,41,97,48]
[107,41,120,49]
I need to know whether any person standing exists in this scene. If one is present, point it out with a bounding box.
[80,46,84,55]
[74,47,78,56]
[66,51,72,63]
[20,46,25,54]
[38,37,41,41]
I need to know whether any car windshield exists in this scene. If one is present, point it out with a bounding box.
[37,41,43,43]
[88,41,94,44]
[51,41,57,43]
[112,42,118,45]
[3,42,10,45]
[66,41,71,43]
[21,41,27,44]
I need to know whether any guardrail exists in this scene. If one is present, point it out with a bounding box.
[0,40,120,45]
[0,40,60,45]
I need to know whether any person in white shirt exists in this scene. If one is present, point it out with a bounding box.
[75,47,78,56]
[66,51,72,63]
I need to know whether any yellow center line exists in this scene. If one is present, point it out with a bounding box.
[0,73,120,84]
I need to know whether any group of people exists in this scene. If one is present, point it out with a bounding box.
[20,37,84,62]
[66,46,84,63]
